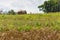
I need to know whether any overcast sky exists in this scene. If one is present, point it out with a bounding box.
[0,0,46,13]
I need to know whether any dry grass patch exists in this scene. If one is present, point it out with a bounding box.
[0,27,59,40]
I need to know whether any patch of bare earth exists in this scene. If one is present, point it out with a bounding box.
[0,27,60,40]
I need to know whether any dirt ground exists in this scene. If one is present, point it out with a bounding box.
[0,28,60,40]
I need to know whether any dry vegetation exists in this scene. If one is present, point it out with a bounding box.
[0,27,60,40]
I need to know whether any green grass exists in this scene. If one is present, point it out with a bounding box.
[0,13,60,31]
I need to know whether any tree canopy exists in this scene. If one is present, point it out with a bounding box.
[8,10,16,15]
[38,0,60,13]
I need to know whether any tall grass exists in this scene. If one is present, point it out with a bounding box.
[0,13,60,31]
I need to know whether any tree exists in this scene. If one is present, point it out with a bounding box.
[17,10,27,14]
[8,10,16,15]
[38,0,60,13]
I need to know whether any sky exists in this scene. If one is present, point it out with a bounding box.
[0,0,46,13]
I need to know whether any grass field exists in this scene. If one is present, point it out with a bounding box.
[0,13,60,31]
[0,13,60,40]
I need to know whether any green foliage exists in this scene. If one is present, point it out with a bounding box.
[38,0,60,13]
[8,10,16,15]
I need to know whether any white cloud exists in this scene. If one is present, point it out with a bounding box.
[0,0,45,13]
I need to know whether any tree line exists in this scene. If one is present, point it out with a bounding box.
[0,9,27,15]
[0,0,59,14]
